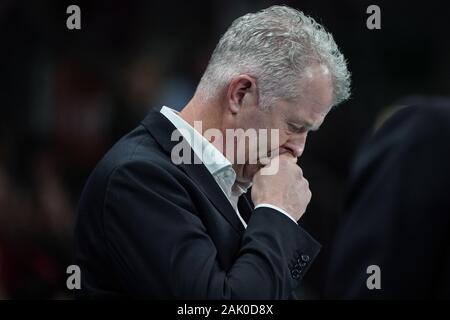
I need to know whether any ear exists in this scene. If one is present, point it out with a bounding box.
[227,75,258,114]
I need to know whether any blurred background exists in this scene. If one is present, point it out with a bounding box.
[0,0,449,298]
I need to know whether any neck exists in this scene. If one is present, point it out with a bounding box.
[179,93,246,182]
[179,93,227,155]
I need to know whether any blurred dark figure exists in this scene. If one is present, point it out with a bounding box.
[0,140,73,299]
[324,97,450,299]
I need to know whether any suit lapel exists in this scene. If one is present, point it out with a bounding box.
[141,111,246,234]
[238,193,254,224]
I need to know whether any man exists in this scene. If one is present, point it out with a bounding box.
[324,97,450,299]
[75,5,350,299]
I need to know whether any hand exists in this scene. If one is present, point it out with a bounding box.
[251,154,311,222]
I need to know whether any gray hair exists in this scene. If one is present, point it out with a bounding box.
[196,5,351,108]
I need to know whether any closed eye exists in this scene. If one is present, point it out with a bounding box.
[288,122,308,134]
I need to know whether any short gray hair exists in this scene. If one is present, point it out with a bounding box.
[196,5,351,108]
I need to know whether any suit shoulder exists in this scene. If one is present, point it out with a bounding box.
[78,124,182,206]
[98,124,178,177]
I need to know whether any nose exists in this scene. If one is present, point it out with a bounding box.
[284,132,307,158]
[292,147,304,158]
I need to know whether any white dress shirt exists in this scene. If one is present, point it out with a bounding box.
[160,106,297,227]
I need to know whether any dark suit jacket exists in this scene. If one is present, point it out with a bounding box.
[74,110,321,299]
[324,99,450,299]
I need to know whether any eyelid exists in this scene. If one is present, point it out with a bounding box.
[288,123,308,133]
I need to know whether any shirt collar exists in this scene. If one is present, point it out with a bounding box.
[160,106,232,176]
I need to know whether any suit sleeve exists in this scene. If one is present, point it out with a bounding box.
[102,161,320,299]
